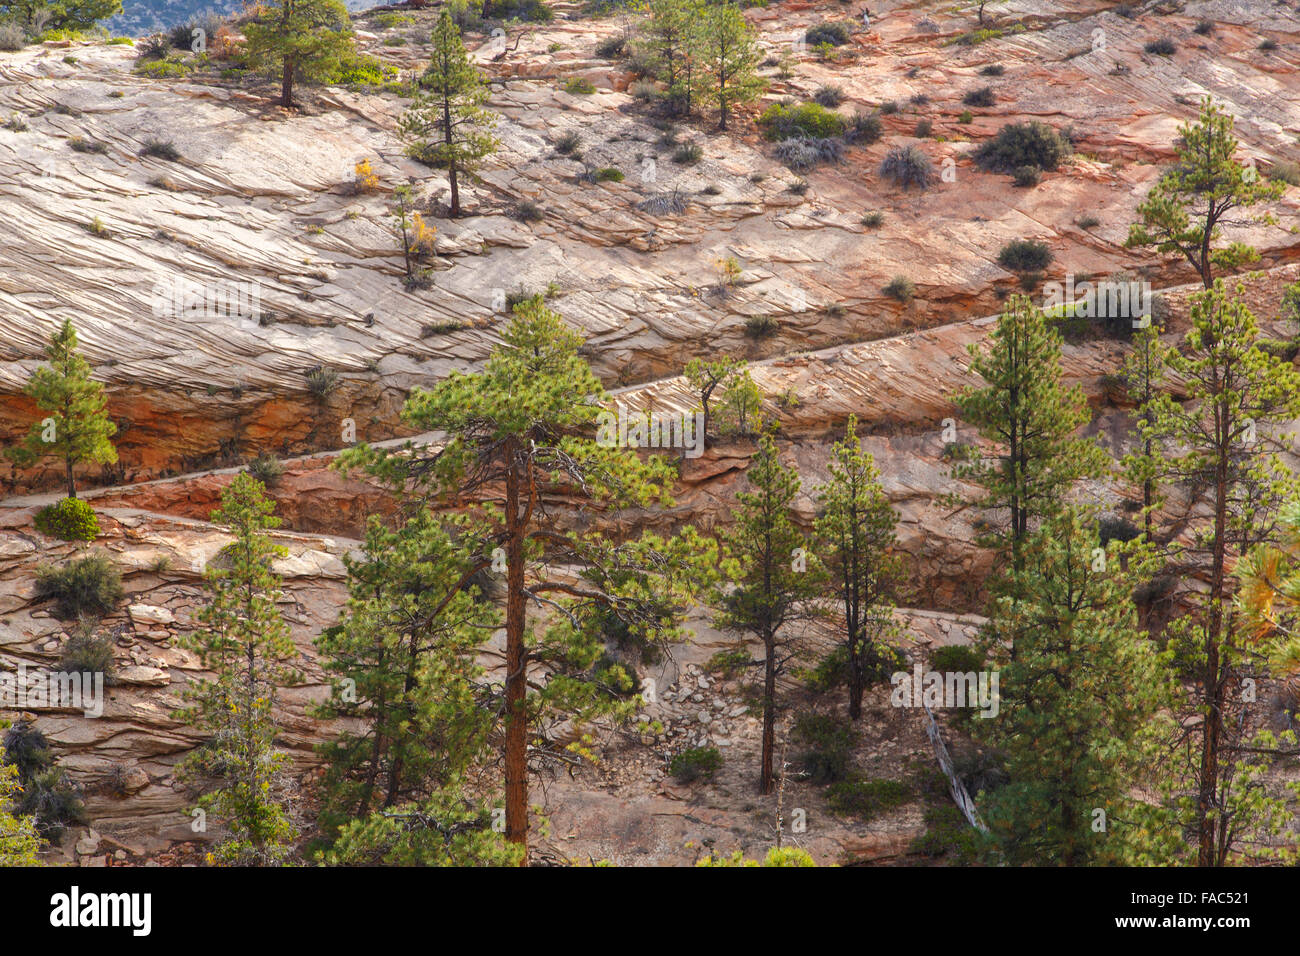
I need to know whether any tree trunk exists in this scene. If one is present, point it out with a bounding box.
[281,57,294,108]
[848,652,864,721]
[503,441,529,862]
[444,93,460,217]
[65,456,76,499]
[760,633,776,794]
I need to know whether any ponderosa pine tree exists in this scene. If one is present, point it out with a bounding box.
[638,0,699,115]
[178,474,297,865]
[312,509,510,862]
[6,318,116,499]
[813,414,904,720]
[695,1,763,130]
[715,432,823,793]
[337,296,713,862]
[684,356,743,438]
[242,0,355,109]
[1120,323,1174,543]
[1126,97,1283,289]
[975,511,1179,865]
[952,294,1106,577]
[398,10,498,218]
[1138,279,1300,866]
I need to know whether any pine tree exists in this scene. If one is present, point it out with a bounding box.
[813,414,904,720]
[398,10,499,218]
[684,356,744,438]
[337,296,714,861]
[715,432,823,793]
[637,0,699,115]
[975,512,1179,865]
[6,318,116,499]
[178,474,298,865]
[242,0,355,109]
[0,740,43,867]
[952,293,1106,576]
[695,1,763,130]
[313,509,501,854]
[1120,323,1174,542]
[1126,97,1283,288]
[1139,279,1300,865]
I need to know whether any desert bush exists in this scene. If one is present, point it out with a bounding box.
[594,166,624,182]
[595,35,625,58]
[860,210,883,228]
[879,144,934,190]
[1268,160,1300,186]
[669,746,722,783]
[1259,38,1278,51]
[34,497,99,542]
[69,136,107,154]
[879,99,899,114]
[0,21,25,50]
[672,142,703,164]
[137,33,171,60]
[1078,214,1100,229]
[758,101,846,141]
[974,121,1070,173]
[1144,38,1177,56]
[930,644,985,675]
[997,238,1053,272]
[3,112,28,131]
[795,713,854,784]
[913,119,932,138]
[813,84,845,107]
[804,21,852,46]
[514,199,544,222]
[61,620,118,686]
[563,76,596,95]
[1012,164,1041,187]
[629,79,656,102]
[246,451,284,485]
[140,138,181,161]
[884,275,915,302]
[305,365,339,398]
[1193,20,1214,35]
[35,554,123,620]
[844,110,882,144]
[553,130,581,155]
[958,110,973,124]
[773,135,843,171]
[826,776,911,819]
[962,85,995,108]
[744,314,780,337]
[979,63,1004,76]
[637,189,688,215]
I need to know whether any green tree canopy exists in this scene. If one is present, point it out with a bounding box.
[243,0,355,108]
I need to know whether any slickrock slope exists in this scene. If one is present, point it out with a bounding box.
[1,0,1297,493]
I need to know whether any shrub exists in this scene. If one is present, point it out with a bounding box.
[514,199,544,222]
[85,216,111,238]
[974,121,1070,173]
[804,21,852,46]
[137,33,171,59]
[913,119,932,138]
[672,143,703,164]
[0,21,24,50]
[844,110,882,144]
[246,451,284,485]
[1259,38,1278,51]
[564,76,596,95]
[1078,214,1100,229]
[860,210,884,228]
[554,130,581,155]
[826,776,911,818]
[34,497,99,542]
[758,101,846,141]
[813,84,845,107]
[35,554,123,620]
[879,145,934,190]
[773,136,843,171]
[744,314,780,337]
[979,63,1004,76]
[909,803,984,861]
[1193,20,1214,35]
[595,35,626,58]
[305,365,339,398]
[879,99,899,115]
[963,85,995,108]
[794,713,854,784]
[1268,160,1300,186]
[1144,38,1177,56]
[930,644,984,675]
[958,110,973,124]
[1012,164,1041,187]
[629,79,657,101]
[787,177,810,194]
[997,238,1053,272]
[3,112,28,131]
[594,166,624,182]
[669,746,722,783]
[61,620,118,686]
[140,138,181,161]
[483,0,554,21]
[884,275,915,302]
[69,136,107,154]
[134,58,193,78]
